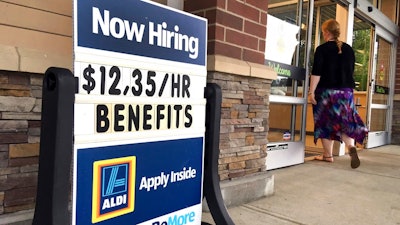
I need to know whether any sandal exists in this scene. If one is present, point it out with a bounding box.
[349,146,360,169]
[315,155,334,162]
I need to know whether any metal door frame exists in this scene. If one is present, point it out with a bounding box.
[352,0,398,147]
[365,26,397,148]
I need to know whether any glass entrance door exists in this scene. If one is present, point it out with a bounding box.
[265,0,310,170]
[366,27,396,148]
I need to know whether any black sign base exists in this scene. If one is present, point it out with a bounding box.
[32,67,75,225]
[203,83,235,225]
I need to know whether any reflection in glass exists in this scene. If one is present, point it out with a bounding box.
[377,0,398,22]
[373,37,390,105]
[267,0,308,98]
[268,103,303,142]
[352,16,372,92]
[370,109,386,131]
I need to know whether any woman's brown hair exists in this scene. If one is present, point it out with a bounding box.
[322,19,343,54]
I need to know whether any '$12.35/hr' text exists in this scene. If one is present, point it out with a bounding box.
[80,64,191,98]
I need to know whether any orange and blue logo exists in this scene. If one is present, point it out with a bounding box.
[92,156,136,223]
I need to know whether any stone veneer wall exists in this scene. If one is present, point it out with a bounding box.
[0,70,42,215]
[207,71,271,181]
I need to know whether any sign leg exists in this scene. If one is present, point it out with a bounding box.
[33,67,75,225]
[204,83,235,225]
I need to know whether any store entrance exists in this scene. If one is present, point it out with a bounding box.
[266,0,309,170]
[304,3,397,154]
[366,31,394,148]
[356,24,397,148]
[349,10,398,148]
[304,2,354,156]
[266,0,398,170]
[265,0,347,169]
[303,1,399,155]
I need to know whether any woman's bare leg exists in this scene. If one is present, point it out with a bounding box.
[341,133,355,148]
[341,133,360,168]
[315,138,334,162]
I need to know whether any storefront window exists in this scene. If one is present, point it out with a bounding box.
[378,0,399,22]
[266,0,309,144]
[352,17,372,91]
[266,0,308,98]
[268,103,304,142]
[363,0,398,23]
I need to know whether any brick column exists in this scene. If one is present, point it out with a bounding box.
[391,34,400,144]
[185,0,267,64]
[185,0,276,206]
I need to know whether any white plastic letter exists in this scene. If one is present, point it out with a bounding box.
[92,7,109,36]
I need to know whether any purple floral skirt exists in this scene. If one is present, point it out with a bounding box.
[312,88,368,145]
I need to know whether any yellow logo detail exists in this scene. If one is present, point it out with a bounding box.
[92,156,136,223]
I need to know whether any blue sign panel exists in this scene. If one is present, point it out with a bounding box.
[76,0,207,66]
[75,138,203,225]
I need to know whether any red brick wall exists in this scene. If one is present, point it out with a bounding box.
[395,37,400,94]
[391,22,400,144]
[185,0,268,64]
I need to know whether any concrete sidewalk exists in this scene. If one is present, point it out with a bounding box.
[202,145,400,225]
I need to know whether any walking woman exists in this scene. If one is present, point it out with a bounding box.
[309,19,368,169]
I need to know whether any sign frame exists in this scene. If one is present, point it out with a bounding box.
[72,1,208,224]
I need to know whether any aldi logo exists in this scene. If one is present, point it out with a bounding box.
[92,156,136,223]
